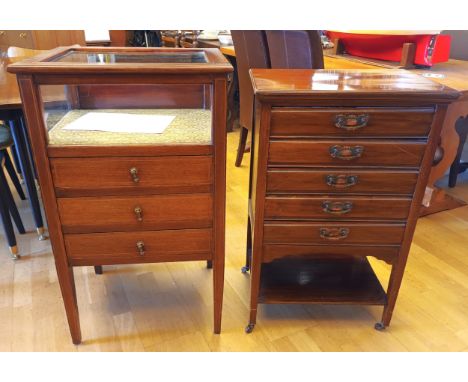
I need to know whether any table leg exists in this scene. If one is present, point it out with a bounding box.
[8,116,47,240]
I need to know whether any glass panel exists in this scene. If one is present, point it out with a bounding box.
[50,50,208,64]
[39,83,212,146]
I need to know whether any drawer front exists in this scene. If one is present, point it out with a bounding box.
[263,244,400,263]
[264,196,412,220]
[51,156,212,196]
[263,222,405,245]
[269,140,426,167]
[267,169,418,195]
[58,194,213,233]
[270,108,434,138]
[65,228,212,265]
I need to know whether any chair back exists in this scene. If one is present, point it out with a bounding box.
[265,30,324,69]
[231,30,270,130]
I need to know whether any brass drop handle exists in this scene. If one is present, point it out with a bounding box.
[129,167,140,183]
[19,32,27,39]
[134,206,143,221]
[322,201,353,215]
[329,145,364,160]
[136,241,145,256]
[326,174,358,189]
[319,227,349,241]
[334,113,369,130]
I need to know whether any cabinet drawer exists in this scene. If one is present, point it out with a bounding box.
[267,169,418,195]
[270,108,434,138]
[51,156,212,197]
[263,244,400,263]
[263,222,405,245]
[58,194,212,233]
[269,140,426,167]
[65,228,212,265]
[265,196,411,220]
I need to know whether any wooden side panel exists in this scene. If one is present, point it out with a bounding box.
[77,84,206,109]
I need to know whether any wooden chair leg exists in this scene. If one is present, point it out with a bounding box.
[94,266,103,275]
[235,126,249,167]
[2,149,26,200]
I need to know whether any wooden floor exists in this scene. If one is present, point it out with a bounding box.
[1,129,468,351]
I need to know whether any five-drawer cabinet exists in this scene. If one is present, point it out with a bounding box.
[244,69,459,333]
[9,46,232,344]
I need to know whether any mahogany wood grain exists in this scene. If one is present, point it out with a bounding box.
[268,140,427,167]
[76,84,207,109]
[58,194,213,234]
[270,107,434,138]
[264,196,412,220]
[258,257,387,305]
[263,222,406,245]
[262,244,399,265]
[65,228,212,265]
[211,78,228,334]
[10,47,232,343]
[47,144,212,158]
[16,74,82,344]
[51,156,212,197]
[266,168,419,195]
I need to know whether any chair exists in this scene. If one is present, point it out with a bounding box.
[0,124,26,259]
[265,30,324,69]
[443,31,468,187]
[231,31,271,167]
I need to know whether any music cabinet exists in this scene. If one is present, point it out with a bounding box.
[9,46,232,344]
[244,69,459,333]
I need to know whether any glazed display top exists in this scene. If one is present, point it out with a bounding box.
[8,46,233,75]
[250,69,460,103]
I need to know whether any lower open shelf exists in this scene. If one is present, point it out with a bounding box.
[258,257,387,306]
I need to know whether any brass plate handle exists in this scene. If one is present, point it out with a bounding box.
[326,174,358,189]
[319,227,349,241]
[136,241,145,256]
[329,145,364,160]
[334,113,369,130]
[134,206,143,222]
[129,167,140,183]
[322,201,353,215]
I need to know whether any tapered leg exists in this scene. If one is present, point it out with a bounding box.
[213,257,225,334]
[3,149,26,200]
[94,266,103,275]
[56,265,81,344]
[235,126,249,167]
[246,243,261,333]
[380,260,407,329]
[241,216,252,273]
[0,174,19,259]
[8,118,46,240]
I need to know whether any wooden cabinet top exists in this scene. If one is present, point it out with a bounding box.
[8,46,233,75]
[250,69,460,103]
